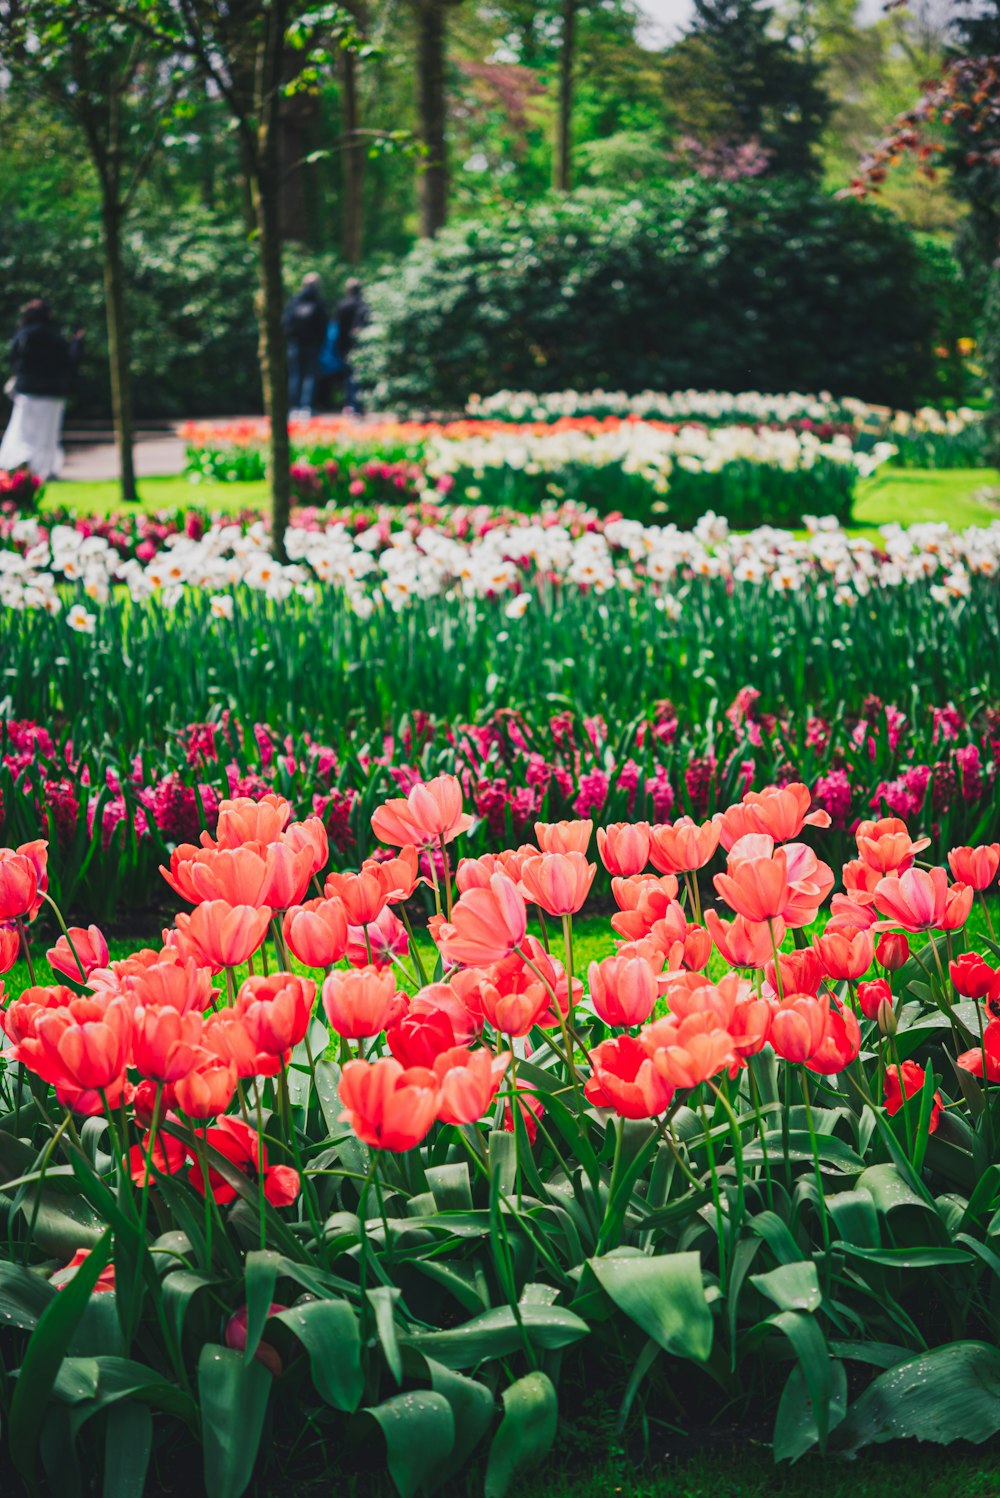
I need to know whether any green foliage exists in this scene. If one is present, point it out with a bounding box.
[357,182,943,410]
[0,203,356,419]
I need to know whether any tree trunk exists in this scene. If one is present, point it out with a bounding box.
[252,1,292,561]
[252,169,291,562]
[341,42,365,262]
[100,197,138,503]
[554,0,576,193]
[414,0,450,237]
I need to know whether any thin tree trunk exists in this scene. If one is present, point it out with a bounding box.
[415,0,449,238]
[252,2,292,562]
[100,197,138,503]
[554,0,576,193]
[252,170,291,562]
[341,42,365,262]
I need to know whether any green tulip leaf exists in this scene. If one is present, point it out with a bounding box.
[588,1249,713,1361]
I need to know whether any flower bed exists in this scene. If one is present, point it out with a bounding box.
[2,510,999,758]
[1,694,998,923]
[465,391,987,469]
[181,411,894,526]
[2,775,1000,1495]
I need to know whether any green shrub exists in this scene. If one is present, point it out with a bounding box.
[356,182,942,411]
[0,206,348,419]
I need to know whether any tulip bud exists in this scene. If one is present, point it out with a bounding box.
[875,932,909,971]
[877,997,897,1036]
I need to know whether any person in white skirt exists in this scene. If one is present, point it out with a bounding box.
[0,299,84,480]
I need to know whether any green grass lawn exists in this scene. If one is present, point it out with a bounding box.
[39,465,1000,530]
[44,474,270,516]
[853,466,1000,530]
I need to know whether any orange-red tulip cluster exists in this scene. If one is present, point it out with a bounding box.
[1,771,995,1179]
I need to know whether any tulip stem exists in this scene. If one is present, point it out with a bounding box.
[799,1070,832,1261]
[980,891,996,943]
[16,919,35,988]
[39,891,86,981]
[397,906,428,986]
[747,1069,774,1210]
[438,836,453,922]
[255,1089,267,1252]
[698,1100,727,1292]
[768,921,784,1001]
[710,1080,745,1237]
[517,946,581,1107]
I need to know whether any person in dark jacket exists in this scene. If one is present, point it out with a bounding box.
[0,299,83,478]
[336,278,368,415]
[283,273,328,416]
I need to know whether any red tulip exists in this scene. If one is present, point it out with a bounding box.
[171,901,271,970]
[364,846,420,903]
[957,1019,1000,1082]
[769,992,828,1063]
[875,867,971,933]
[585,1034,675,1119]
[34,996,132,1092]
[436,874,527,967]
[875,932,909,970]
[856,817,930,875]
[649,817,721,875]
[611,873,678,910]
[236,973,316,1054]
[714,844,791,923]
[727,991,775,1059]
[387,994,466,1067]
[282,816,329,878]
[321,965,401,1039]
[323,869,388,927]
[806,1001,861,1075]
[856,977,893,1022]
[433,1046,510,1125]
[260,843,314,910]
[1,983,74,1045]
[0,849,38,923]
[704,909,782,968]
[338,1056,439,1150]
[764,947,824,998]
[0,923,19,975]
[225,1302,287,1377]
[126,957,216,1015]
[641,1012,736,1089]
[283,897,349,967]
[950,953,997,1000]
[210,794,291,849]
[588,954,659,1027]
[596,822,651,877]
[132,1005,204,1083]
[371,774,473,848]
[534,819,593,854]
[884,1060,942,1132]
[738,783,831,843]
[948,843,1000,891]
[46,925,109,983]
[174,1056,238,1118]
[183,847,270,907]
[52,1247,115,1295]
[815,925,874,981]
[128,1124,186,1188]
[518,851,596,917]
[188,1116,300,1207]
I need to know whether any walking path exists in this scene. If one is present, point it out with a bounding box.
[62,426,186,481]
